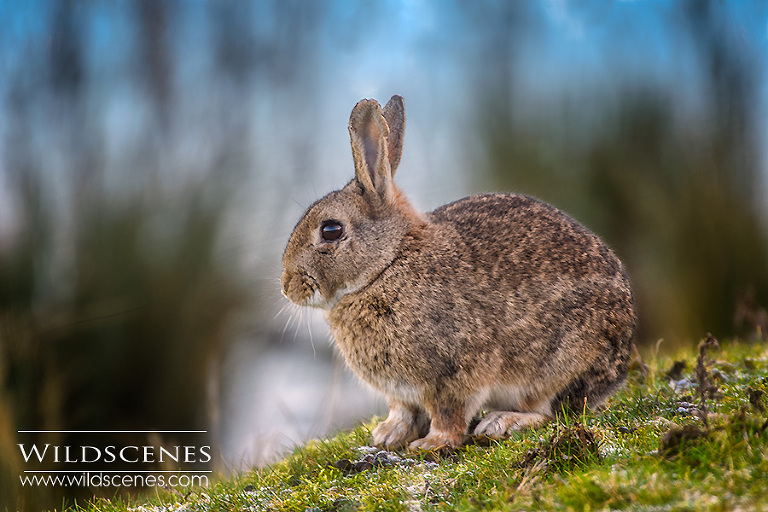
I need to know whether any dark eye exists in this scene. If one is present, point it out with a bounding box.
[321,221,344,242]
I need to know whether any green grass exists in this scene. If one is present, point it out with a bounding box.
[80,337,768,512]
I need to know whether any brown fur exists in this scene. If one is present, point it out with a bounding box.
[281,95,636,450]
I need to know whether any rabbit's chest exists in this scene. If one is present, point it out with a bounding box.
[327,293,426,393]
[334,329,421,402]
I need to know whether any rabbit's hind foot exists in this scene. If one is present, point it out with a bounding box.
[473,411,548,439]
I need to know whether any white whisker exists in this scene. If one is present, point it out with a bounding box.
[293,307,304,343]
[273,302,291,321]
[307,315,316,359]
[275,297,301,344]
[279,311,292,344]
[274,287,323,357]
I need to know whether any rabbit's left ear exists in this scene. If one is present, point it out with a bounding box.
[349,96,404,204]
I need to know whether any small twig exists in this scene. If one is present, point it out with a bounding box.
[694,333,719,429]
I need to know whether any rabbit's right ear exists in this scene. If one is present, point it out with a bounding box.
[349,98,396,205]
[382,95,405,175]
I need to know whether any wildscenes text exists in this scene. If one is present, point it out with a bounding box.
[20,472,208,488]
[18,444,211,464]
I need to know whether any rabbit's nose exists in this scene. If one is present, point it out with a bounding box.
[280,270,291,297]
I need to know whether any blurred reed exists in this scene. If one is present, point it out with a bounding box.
[0,171,249,508]
[0,1,253,508]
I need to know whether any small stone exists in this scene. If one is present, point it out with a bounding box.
[671,378,693,393]
[353,461,374,472]
[372,450,400,466]
[333,459,354,472]
[748,387,765,412]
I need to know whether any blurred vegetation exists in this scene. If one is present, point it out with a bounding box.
[0,179,246,509]
[474,0,768,345]
[0,2,252,509]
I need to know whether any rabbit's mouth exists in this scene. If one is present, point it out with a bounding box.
[281,269,319,306]
[281,269,362,310]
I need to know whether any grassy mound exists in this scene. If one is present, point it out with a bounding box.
[82,337,768,512]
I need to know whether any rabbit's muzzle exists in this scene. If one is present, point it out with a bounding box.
[281,269,317,306]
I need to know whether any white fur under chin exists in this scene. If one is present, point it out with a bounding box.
[306,284,362,310]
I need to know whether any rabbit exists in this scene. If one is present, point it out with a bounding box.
[281,95,636,450]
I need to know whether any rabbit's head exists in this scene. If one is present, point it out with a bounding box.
[281,95,422,309]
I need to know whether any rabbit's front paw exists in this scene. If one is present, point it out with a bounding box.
[372,417,422,449]
[373,402,430,449]
[473,411,548,439]
[408,429,467,451]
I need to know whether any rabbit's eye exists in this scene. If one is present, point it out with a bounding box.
[321,221,344,242]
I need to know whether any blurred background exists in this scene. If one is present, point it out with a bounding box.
[1,0,767,508]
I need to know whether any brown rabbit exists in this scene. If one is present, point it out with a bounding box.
[281,95,636,450]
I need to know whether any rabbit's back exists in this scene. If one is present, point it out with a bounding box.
[429,193,623,283]
[428,193,635,410]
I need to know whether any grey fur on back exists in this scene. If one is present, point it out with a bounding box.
[429,193,635,413]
